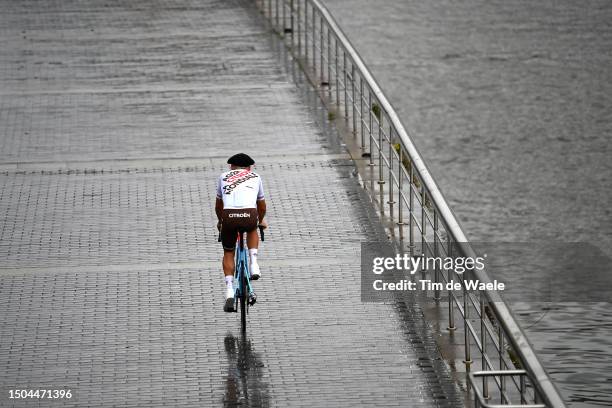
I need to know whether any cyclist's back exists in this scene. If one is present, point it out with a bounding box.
[217,168,264,210]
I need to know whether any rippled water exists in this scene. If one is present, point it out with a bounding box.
[322,0,612,406]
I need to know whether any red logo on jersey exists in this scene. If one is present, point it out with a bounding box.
[222,170,259,195]
[225,170,251,183]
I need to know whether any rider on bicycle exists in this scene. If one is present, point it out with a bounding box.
[216,153,267,312]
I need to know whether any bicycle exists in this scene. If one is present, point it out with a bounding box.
[219,225,265,333]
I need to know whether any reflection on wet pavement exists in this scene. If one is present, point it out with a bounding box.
[223,333,269,407]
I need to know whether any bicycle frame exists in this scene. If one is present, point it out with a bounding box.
[234,231,254,301]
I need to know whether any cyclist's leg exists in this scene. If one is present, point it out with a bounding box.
[221,211,239,311]
[222,249,235,277]
[246,217,260,279]
[246,229,259,250]
[221,210,239,277]
[222,249,236,312]
[221,250,235,312]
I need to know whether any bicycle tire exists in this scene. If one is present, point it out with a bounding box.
[240,265,247,333]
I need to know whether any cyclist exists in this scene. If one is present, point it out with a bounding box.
[216,153,267,312]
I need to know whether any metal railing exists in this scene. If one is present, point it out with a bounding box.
[470,371,547,408]
[252,1,567,407]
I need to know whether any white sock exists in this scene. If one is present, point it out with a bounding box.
[225,275,233,289]
[249,248,258,265]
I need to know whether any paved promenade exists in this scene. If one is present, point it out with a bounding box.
[0,0,462,406]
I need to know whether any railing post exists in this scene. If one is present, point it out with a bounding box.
[359,78,365,148]
[368,93,373,158]
[343,52,348,121]
[326,20,331,92]
[351,65,356,134]
[320,15,324,84]
[408,166,414,252]
[499,326,506,404]
[448,237,456,332]
[311,3,315,70]
[398,148,404,242]
[275,0,279,31]
[368,91,374,194]
[421,185,426,252]
[304,2,308,63]
[463,283,472,371]
[296,0,301,57]
[388,125,396,227]
[378,111,385,215]
[335,39,339,108]
[283,0,287,34]
[290,0,294,45]
[433,211,440,300]
[481,298,489,400]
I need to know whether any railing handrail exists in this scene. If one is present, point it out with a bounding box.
[256,1,567,406]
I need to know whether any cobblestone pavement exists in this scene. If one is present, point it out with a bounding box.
[0,0,463,407]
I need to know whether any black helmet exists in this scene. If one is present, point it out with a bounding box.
[227,153,255,167]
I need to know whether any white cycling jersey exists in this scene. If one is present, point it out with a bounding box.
[216,169,265,209]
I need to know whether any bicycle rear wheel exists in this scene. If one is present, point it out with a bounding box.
[240,266,247,333]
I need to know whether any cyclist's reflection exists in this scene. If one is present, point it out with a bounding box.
[223,333,269,407]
